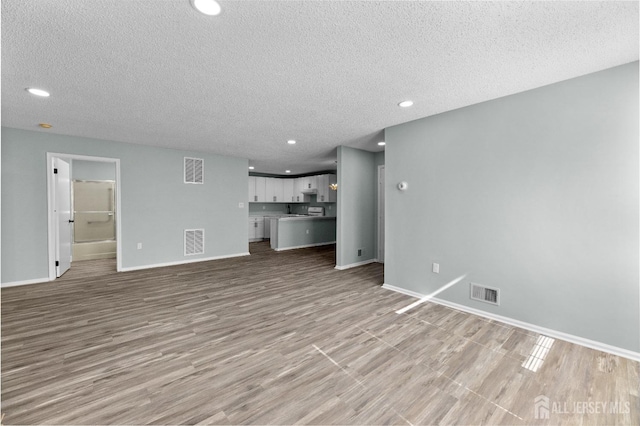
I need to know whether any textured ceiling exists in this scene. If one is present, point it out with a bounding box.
[2,1,638,175]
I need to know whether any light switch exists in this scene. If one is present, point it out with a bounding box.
[432,263,440,273]
[137,243,142,250]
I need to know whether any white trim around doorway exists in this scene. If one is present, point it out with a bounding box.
[377,164,385,263]
[46,152,122,281]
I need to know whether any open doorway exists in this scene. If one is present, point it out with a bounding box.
[47,153,122,280]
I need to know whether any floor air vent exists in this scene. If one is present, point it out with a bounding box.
[184,157,204,184]
[184,229,204,256]
[470,282,500,305]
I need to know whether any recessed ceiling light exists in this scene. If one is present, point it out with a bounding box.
[287,140,296,145]
[285,170,291,174]
[39,123,52,129]
[378,141,386,146]
[248,166,255,170]
[398,100,413,108]
[27,88,50,97]
[190,0,221,16]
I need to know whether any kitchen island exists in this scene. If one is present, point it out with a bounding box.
[269,216,336,251]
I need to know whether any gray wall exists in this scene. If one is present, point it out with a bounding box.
[72,160,116,181]
[336,146,377,267]
[276,219,336,249]
[384,62,639,352]
[1,127,248,283]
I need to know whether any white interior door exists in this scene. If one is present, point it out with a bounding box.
[55,158,72,277]
[378,165,385,263]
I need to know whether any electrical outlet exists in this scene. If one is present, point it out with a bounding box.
[137,243,142,250]
[238,202,244,208]
[432,263,440,273]
[262,205,266,209]
[306,229,309,234]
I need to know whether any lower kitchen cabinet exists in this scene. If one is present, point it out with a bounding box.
[248,217,264,241]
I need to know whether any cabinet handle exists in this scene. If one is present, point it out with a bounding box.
[254,222,257,228]
[273,196,276,202]
[254,195,257,202]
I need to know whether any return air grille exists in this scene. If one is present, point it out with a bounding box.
[184,229,204,256]
[470,282,500,305]
[184,157,204,184]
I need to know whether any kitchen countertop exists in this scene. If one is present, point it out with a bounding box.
[250,213,301,217]
[272,216,336,221]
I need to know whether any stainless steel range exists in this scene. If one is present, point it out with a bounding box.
[307,207,325,217]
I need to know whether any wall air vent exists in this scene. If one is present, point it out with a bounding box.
[184,157,204,184]
[470,282,500,306]
[184,229,204,256]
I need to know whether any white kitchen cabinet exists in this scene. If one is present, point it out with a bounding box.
[256,177,266,202]
[300,175,317,192]
[249,174,336,203]
[293,178,304,202]
[248,216,264,241]
[249,177,266,202]
[316,175,329,202]
[264,216,271,239]
[329,174,337,202]
[316,174,337,202]
[265,178,284,202]
[248,176,256,202]
[283,179,295,202]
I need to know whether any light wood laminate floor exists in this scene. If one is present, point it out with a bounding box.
[2,242,638,425]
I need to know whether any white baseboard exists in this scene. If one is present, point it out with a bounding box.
[382,283,640,363]
[335,258,378,270]
[2,277,52,288]
[382,283,424,298]
[120,252,250,272]
[274,241,336,252]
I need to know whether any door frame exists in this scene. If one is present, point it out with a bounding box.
[377,164,385,263]
[46,152,122,280]
[53,158,72,277]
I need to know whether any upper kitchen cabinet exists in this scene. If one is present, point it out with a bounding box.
[249,176,267,202]
[300,175,317,192]
[293,178,304,202]
[248,176,255,202]
[283,179,295,203]
[265,177,285,203]
[316,174,337,202]
[249,174,336,203]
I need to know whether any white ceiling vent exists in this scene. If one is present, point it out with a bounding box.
[184,229,205,256]
[184,157,204,184]
[470,282,500,306]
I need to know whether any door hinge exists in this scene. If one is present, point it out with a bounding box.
[55,260,59,267]
[53,168,58,174]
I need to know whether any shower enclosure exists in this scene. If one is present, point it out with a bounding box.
[72,180,117,261]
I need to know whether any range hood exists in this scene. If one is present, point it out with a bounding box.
[301,188,317,194]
